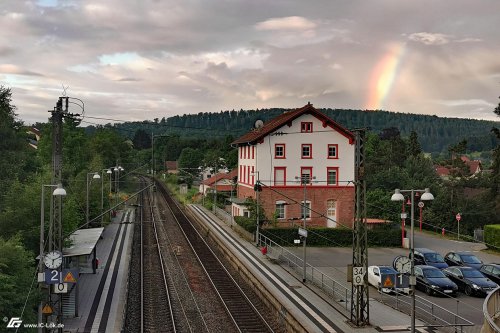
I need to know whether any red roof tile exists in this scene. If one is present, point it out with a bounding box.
[202,169,237,186]
[231,103,354,145]
[435,166,450,176]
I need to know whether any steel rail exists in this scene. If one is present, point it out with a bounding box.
[155,177,274,333]
[140,179,176,332]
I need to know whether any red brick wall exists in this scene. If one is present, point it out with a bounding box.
[238,185,354,228]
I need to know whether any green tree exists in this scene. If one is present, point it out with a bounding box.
[132,129,151,149]
[178,147,204,169]
[0,86,34,208]
[0,236,38,325]
[407,131,422,157]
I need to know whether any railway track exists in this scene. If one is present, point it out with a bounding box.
[140,180,177,332]
[154,178,274,333]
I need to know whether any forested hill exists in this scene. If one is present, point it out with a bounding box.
[106,108,499,153]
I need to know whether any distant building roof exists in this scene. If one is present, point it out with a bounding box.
[165,161,178,171]
[63,227,104,257]
[231,103,354,146]
[466,160,481,174]
[202,169,237,186]
[435,166,450,176]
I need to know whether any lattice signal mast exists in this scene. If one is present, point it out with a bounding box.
[350,129,369,326]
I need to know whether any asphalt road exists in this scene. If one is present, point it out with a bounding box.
[287,229,497,329]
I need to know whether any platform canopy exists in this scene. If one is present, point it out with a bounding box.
[63,227,104,257]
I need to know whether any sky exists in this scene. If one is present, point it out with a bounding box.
[1,0,500,125]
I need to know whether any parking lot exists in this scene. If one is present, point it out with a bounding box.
[287,230,497,327]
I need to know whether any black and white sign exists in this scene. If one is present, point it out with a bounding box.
[53,283,68,294]
[353,266,365,286]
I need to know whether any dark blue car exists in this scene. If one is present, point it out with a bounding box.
[414,265,458,296]
[444,251,483,270]
[413,248,448,269]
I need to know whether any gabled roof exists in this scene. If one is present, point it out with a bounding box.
[466,160,481,174]
[435,166,450,176]
[231,103,354,145]
[201,169,237,186]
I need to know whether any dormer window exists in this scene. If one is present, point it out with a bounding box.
[301,122,313,133]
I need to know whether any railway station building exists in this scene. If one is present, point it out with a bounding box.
[231,103,355,228]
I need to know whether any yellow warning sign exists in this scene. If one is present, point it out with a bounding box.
[383,276,394,288]
[42,304,53,314]
[63,271,77,283]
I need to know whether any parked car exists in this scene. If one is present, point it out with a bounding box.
[479,264,500,285]
[413,248,448,269]
[443,266,498,297]
[414,265,458,296]
[367,266,410,294]
[444,251,483,269]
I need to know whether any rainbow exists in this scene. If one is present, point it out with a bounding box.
[365,43,406,111]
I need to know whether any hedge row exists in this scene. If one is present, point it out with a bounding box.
[261,227,400,247]
[234,216,400,247]
[484,225,500,249]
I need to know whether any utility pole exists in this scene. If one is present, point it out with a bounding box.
[50,98,65,332]
[350,129,369,327]
[40,96,83,332]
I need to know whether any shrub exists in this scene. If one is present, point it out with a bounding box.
[261,227,401,247]
[484,225,500,249]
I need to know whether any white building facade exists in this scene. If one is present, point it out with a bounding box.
[232,103,356,228]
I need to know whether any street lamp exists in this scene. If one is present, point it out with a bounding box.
[38,183,66,329]
[101,169,112,225]
[252,171,261,245]
[295,175,316,283]
[86,172,101,227]
[391,188,434,333]
[212,158,225,214]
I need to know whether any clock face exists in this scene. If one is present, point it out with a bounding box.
[394,255,411,274]
[43,250,63,269]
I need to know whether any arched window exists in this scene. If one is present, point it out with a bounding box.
[326,199,337,228]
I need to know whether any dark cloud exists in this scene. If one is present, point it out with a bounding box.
[1,0,499,124]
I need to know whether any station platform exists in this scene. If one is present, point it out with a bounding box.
[189,204,431,333]
[63,209,134,333]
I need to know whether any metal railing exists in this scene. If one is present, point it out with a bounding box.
[258,233,352,311]
[483,287,500,333]
[258,233,474,331]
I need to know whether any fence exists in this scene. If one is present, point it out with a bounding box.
[258,233,474,331]
[258,233,352,311]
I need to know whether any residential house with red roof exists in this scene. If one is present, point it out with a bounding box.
[435,156,483,180]
[231,103,355,228]
[199,169,237,196]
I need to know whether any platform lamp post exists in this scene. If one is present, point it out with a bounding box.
[212,158,225,214]
[86,172,101,227]
[391,188,434,333]
[251,171,261,245]
[101,169,112,225]
[38,183,66,332]
[114,166,124,192]
[295,174,316,283]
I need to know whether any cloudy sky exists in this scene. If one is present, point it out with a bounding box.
[2,0,500,125]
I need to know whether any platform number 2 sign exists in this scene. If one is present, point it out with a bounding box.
[353,266,365,286]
